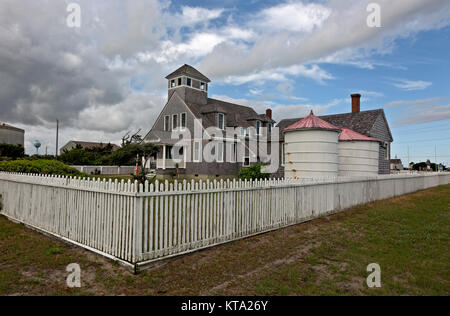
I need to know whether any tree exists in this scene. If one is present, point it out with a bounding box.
[121,129,142,147]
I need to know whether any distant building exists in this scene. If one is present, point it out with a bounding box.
[0,122,25,147]
[390,158,403,171]
[60,141,120,153]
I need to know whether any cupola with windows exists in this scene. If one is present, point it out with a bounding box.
[165,64,211,105]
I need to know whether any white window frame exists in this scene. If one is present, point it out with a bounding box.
[164,115,170,131]
[218,113,225,130]
[180,112,187,130]
[193,141,201,162]
[217,142,224,162]
[172,114,178,131]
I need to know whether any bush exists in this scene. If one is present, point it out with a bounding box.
[0,144,24,159]
[237,163,271,181]
[0,160,85,177]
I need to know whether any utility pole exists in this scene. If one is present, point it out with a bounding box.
[56,119,59,158]
[407,145,410,171]
[435,145,437,172]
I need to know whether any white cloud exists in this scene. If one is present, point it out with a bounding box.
[221,64,334,85]
[200,0,450,79]
[177,6,224,25]
[386,97,443,108]
[389,78,432,91]
[254,2,331,33]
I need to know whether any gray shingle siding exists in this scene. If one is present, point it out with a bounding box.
[369,114,392,174]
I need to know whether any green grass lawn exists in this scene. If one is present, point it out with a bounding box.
[0,185,449,296]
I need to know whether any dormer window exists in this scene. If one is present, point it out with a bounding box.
[200,82,206,90]
[218,113,225,130]
[187,77,192,87]
[178,78,182,86]
[171,79,175,88]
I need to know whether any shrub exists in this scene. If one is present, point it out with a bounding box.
[0,144,24,159]
[0,160,85,177]
[237,163,271,181]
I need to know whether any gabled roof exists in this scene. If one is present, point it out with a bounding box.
[165,64,211,83]
[284,110,340,132]
[339,128,378,142]
[186,97,274,129]
[278,109,393,141]
[0,122,24,132]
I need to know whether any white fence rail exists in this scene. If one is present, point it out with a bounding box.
[1,172,449,269]
[70,165,136,175]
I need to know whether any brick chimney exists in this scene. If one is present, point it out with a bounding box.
[266,109,272,119]
[351,94,361,113]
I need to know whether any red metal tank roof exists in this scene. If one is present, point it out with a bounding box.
[339,128,378,141]
[283,111,340,132]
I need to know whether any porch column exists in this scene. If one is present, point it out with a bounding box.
[162,144,166,170]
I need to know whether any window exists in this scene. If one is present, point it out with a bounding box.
[245,128,250,137]
[165,146,173,159]
[178,78,182,86]
[181,113,186,130]
[217,142,224,162]
[282,143,285,165]
[187,77,192,87]
[256,121,261,135]
[385,143,390,160]
[200,82,205,90]
[240,127,245,137]
[172,114,178,130]
[268,123,272,133]
[243,157,250,167]
[164,115,170,131]
[218,113,225,130]
[231,143,237,162]
[170,79,175,88]
[193,141,200,162]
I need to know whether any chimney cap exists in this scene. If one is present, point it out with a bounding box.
[351,93,361,98]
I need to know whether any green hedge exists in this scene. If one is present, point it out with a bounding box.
[0,160,85,177]
[237,163,271,180]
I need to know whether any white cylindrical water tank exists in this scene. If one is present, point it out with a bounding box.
[283,111,340,179]
[338,128,379,176]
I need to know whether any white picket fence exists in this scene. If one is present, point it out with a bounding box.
[1,172,449,270]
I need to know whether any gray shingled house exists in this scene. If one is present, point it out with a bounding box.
[275,94,394,176]
[143,64,275,179]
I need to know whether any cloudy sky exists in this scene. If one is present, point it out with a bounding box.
[1,0,450,165]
